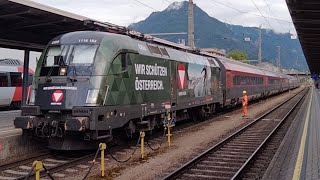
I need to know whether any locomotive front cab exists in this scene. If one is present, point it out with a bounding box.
[14,32,135,149]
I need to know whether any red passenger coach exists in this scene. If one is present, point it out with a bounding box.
[0,59,34,108]
[217,57,292,107]
[219,57,266,105]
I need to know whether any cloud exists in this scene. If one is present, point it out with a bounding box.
[31,0,295,34]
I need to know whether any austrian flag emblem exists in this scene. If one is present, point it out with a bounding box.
[51,90,63,105]
[177,64,186,89]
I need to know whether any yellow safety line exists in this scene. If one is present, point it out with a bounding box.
[292,88,313,180]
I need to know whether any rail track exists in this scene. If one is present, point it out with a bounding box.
[0,89,304,179]
[0,151,94,180]
[164,88,308,180]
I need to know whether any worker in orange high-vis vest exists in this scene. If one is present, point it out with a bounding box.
[242,90,248,118]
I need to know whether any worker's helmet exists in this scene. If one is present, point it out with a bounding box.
[242,90,247,94]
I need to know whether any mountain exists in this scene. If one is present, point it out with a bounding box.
[129,1,308,71]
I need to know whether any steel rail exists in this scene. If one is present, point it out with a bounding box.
[163,88,308,180]
[0,152,50,172]
[16,154,95,180]
[231,88,308,179]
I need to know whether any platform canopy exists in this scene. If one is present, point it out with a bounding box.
[0,0,114,51]
[287,0,320,74]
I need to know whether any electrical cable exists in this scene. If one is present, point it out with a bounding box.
[134,0,159,12]
[249,0,273,29]
[24,163,35,180]
[106,134,141,163]
[262,0,287,32]
[82,146,100,180]
[42,164,55,180]
[209,0,292,24]
[164,0,172,4]
[146,128,166,151]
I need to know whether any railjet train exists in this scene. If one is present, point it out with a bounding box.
[0,59,33,109]
[14,31,300,150]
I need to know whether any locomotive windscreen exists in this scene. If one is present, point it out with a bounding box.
[40,44,98,76]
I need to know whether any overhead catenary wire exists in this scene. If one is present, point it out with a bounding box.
[209,0,292,24]
[134,0,159,12]
[249,0,274,29]
[261,0,287,32]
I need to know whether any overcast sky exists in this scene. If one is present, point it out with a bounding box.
[0,0,296,70]
[31,0,295,34]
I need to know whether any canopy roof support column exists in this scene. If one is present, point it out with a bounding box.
[22,50,29,106]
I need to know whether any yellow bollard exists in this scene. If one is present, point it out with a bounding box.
[33,160,43,180]
[140,131,145,159]
[99,143,107,177]
[167,112,172,147]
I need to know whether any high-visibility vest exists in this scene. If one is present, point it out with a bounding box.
[242,95,248,106]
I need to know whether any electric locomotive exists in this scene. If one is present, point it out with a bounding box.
[14,31,223,150]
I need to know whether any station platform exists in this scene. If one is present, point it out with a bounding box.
[263,87,320,180]
[0,110,20,130]
[0,110,44,162]
[0,110,21,137]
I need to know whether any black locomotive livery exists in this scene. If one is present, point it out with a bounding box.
[14,31,300,150]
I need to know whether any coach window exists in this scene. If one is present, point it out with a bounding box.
[0,73,8,87]
[10,72,22,86]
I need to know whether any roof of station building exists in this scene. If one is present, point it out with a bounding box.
[0,0,111,51]
[287,0,320,74]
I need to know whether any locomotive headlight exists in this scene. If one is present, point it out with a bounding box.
[86,89,99,104]
[59,67,67,76]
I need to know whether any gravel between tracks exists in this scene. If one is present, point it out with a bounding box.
[82,87,304,180]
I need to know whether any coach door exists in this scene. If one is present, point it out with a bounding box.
[170,61,177,108]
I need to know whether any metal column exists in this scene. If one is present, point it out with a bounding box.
[188,0,194,48]
[22,50,30,106]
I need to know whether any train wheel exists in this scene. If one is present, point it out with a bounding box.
[189,107,206,121]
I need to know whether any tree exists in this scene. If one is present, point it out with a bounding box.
[227,49,248,63]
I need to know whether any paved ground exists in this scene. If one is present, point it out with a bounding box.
[263,87,320,180]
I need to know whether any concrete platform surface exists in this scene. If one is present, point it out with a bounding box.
[0,110,20,130]
[263,87,320,180]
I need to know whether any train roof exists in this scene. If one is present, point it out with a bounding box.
[0,59,23,66]
[217,56,292,78]
[50,31,220,68]
[217,57,264,75]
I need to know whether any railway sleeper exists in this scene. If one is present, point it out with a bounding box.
[189,168,235,177]
[196,164,239,171]
[220,147,255,153]
[211,153,249,159]
[231,139,263,143]
[240,132,273,136]
[227,141,263,146]
[201,160,243,167]
[181,173,230,180]
[224,144,260,149]
[212,151,252,156]
[206,156,246,164]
